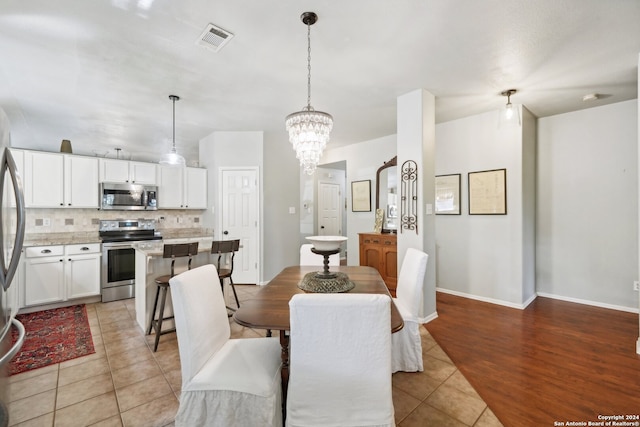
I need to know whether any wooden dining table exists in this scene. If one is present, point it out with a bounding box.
[233,265,404,408]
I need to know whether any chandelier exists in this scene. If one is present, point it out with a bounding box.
[285,12,333,175]
[159,94,186,167]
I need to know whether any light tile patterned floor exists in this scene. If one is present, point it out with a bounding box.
[7,285,503,426]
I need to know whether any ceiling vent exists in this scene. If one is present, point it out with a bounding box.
[196,23,234,52]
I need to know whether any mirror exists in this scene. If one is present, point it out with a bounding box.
[375,156,398,233]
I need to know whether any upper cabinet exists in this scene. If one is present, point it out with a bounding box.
[158,166,207,209]
[22,150,98,208]
[100,159,157,185]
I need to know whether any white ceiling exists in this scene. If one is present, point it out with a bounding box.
[1,0,639,165]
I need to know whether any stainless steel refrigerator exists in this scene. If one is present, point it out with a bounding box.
[0,108,26,426]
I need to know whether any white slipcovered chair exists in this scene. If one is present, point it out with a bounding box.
[299,243,340,266]
[392,248,429,373]
[287,293,395,427]
[169,264,282,426]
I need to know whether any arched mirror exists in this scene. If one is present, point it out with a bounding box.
[375,156,398,234]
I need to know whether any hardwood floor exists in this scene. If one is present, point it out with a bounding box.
[425,292,640,427]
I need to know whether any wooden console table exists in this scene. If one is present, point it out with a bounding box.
[359,233,397,296]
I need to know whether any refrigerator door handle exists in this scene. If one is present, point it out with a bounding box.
[0,318,25,367]
[0,149,26,291]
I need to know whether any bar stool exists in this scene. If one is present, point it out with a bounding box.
[147,242,199,352]
[211,239,241,313]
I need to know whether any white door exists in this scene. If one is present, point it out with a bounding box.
[318,182,341,236]
[220,168,259,284]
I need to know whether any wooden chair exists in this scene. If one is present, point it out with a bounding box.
[169,265,282,426]
[211,239,241,311]
[147,242,198,352]
[391,248,428,372]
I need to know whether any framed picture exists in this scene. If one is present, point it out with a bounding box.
[435,174,461,215]
[468,169,507,215]
[351,180,371,212]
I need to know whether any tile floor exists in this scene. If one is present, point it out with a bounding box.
[8,285,503,427]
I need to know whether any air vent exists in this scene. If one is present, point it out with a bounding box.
[196,23,234,52]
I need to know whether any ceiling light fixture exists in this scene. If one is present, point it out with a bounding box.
[160,94,186,167]
[285,12,333,175]
[500,89,520,126]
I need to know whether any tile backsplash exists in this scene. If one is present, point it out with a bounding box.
[25,208,207,234]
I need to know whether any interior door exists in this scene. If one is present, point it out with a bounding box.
[220,169,259,284]
[318,182,341,236]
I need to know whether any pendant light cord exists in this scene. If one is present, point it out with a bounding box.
[306,21,312,110]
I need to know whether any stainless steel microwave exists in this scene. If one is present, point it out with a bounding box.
[100,182,158,211]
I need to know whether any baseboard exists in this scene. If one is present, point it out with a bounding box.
[536,291,639,314]
[436,287,535,310]
[419,311,438,324]
[637,338,640,355]
[18,295,102,315]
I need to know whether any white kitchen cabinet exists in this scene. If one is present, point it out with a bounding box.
[158,166,207,209]
[24,246,65,306]
[100,159,157,184]
[65,244,101,299]
[64,155,99,208]
[24,151,65,207]
[23,244,101,307]
[22,150,99,208]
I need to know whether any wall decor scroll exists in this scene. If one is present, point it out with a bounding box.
[400,160,418,234]
[435,174,461,215]
[351,180,371,212]
[468,168,507,215]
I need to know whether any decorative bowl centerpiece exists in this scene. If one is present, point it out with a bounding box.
[299,236,354,293]
[305,235,347,251]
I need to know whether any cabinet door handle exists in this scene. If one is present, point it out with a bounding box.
[41,249,51,254]
[384,241,391,245]
[68,258,72,261]
[81,247,90,251]
[372,239,380,243]
[60,203,63,206]
[59,259,63,262]
[68,203,71,206]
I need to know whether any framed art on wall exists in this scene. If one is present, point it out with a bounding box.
[435,174,461,215]
[351,180,371,212]
[468,168,507,215]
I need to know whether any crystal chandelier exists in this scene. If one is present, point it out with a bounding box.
[285,12,333,175]
[160,95,186,167]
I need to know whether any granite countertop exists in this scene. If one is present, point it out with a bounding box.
[134,236,214,257]
[23,228,213,248]
[23,232,102,247]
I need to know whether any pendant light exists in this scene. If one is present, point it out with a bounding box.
[499,89,520,127]
[285,12,333,175]
[160,94,186,167]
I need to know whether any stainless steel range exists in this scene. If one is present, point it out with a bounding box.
[100,219,161,302]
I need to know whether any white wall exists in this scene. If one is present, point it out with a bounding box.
[322,135,396,264]
[537,100,638,310]
[435,106,532,306]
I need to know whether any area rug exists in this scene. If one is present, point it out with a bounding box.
[9,304,95,375]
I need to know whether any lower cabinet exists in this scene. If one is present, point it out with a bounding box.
[24,243,101,307]
[359,233,398,296]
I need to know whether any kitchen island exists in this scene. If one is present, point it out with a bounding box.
[133,236,214,333]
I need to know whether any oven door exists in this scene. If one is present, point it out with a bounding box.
[101,242,136,301]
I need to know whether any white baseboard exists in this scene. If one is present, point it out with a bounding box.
[436,287,535,310]
[536,292,639,314]
[637,338,640,355]
[419,311,438,324]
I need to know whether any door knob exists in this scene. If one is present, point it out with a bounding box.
[320,226,325,229]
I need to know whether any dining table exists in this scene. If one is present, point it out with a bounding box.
[233,265,404,410]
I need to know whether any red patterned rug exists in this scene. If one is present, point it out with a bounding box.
[9,304,95,375]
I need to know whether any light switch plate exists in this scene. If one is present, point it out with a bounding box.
[289,207,296,214]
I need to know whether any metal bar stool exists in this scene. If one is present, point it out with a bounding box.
[211,239,241,313]
[147,242,199,352]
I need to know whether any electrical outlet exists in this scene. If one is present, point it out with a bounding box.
[43,218,50,227]
[634,281,639,291]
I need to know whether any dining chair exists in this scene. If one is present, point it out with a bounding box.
[299,243,340,266]
[391,248,429,373]
[169,264,282,427]
[211,239,241,310]
[147,242,199,352]
[287,293,395,427]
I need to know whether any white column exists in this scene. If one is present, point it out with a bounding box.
[397,89,437,320]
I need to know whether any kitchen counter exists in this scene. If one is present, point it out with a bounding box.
[133,235,215,333]
[23,232,101,246]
